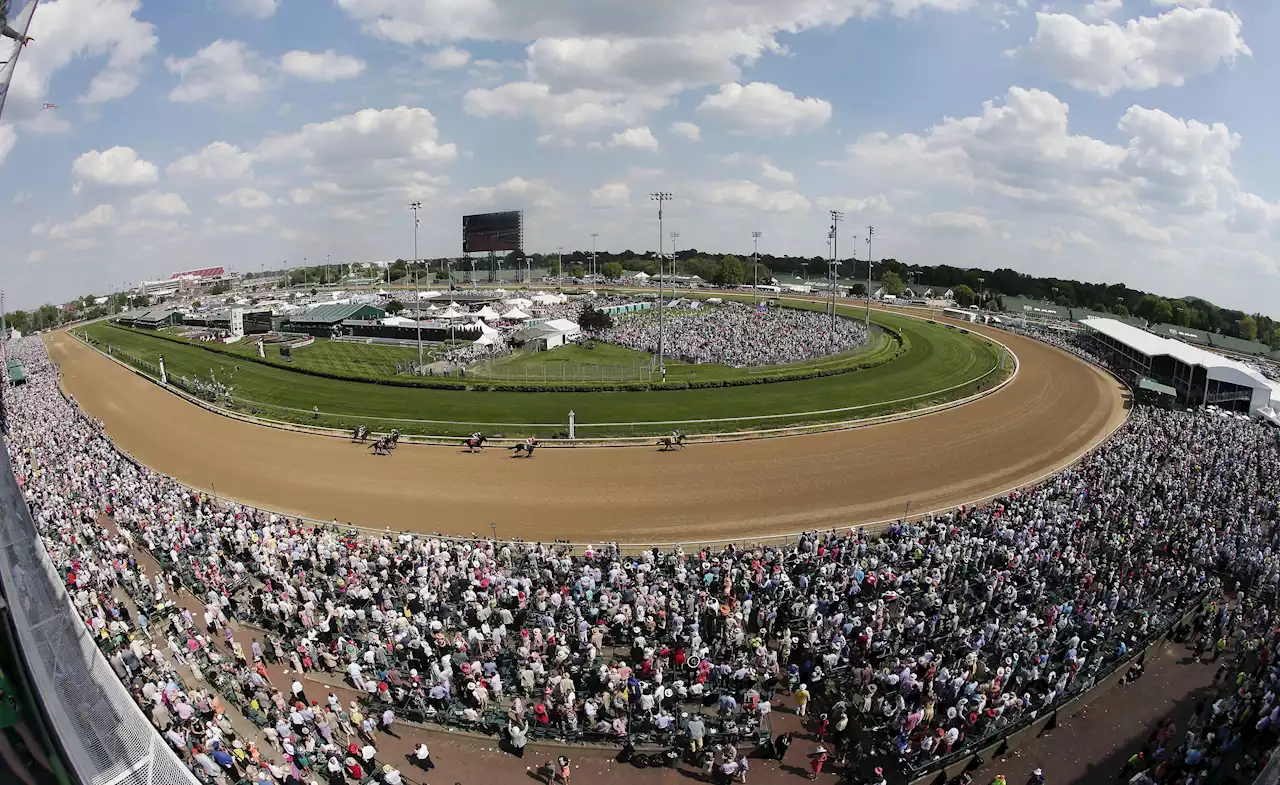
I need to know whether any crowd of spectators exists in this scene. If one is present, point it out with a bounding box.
[593,301,869,367]
[5,328,1280,784]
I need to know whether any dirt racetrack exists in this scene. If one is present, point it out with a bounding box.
[46,318,1127,543]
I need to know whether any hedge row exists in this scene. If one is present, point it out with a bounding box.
[92,321,907,394]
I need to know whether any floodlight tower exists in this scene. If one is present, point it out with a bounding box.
[650,192,673,376]
[409,201,423,367]
[752,231,763,304]
[591,233,599,278]
[829,211,843,343]
[865,226,875,329]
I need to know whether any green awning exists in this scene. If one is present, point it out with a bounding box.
[6,361,26,385]
[1137,376,1176,397]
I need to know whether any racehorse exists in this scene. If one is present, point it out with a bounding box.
[656,433,687,451]
[509,441,538,458]
[370,435,394,455]
[462,435,487,453]
[352,425,369,444]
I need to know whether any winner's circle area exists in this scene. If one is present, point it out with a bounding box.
[45,311,1127,543]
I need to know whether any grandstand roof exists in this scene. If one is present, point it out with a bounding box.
[1148,323,1210,345]
[170,266,226,280]
[1003,297,1069,319]
[292,303,385,324]
[1081,318,1277,393]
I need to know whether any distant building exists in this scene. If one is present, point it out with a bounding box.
[287,303,386,336]
[1002,296,1070,320]
[114,308,183,329]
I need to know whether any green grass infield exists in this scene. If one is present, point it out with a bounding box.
[74,306,1008,438]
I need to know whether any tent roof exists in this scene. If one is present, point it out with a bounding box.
[1137,376,1177,397]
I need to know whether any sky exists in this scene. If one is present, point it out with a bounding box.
[0,0,1275,314]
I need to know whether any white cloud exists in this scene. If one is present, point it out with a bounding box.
[13,190,31,204]
[760,159,796,185]
[590,182,631,207]
[33,204,116,240]
[218,187,274,209]
[280,50,367,82]
[464,177,556,209]
[257,107,457,198]
[698,82,832,136]
[167,142,255,180]
[71,146,158,187]
[228,0,281,18]
[608,126,659,151]
[1081,0,1124,21]
[1021,7,1249,96]
[1032,226,1098,251]
[921,210,991,232]
[1152,0,1213,7]
[697,180,811,213]
[425,46,471,70]
[816,195,891,215]
[7,0,157,115]
[130,190,190,216]
[166,40,268,103]
[464,82,667,132]
[670,122,702,142]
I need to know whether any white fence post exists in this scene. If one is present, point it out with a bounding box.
[568,410,576,439]
[158,354,167,385]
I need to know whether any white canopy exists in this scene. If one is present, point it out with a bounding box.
[503,297,533,309]
[501,307,531,320]
[473,334,497,346]
[381,315,416,327]
[425,304,441,313]
[417,290,442,300]
[439,305,465,319]
[475,305,501,320]
[533,293,566,305]
[479,322,502,338]
[632,271,650,280]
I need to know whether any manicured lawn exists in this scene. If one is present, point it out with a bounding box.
[77,309,1006,437]
[174,333,435,379]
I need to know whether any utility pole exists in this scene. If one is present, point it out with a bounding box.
[650,192,673,378]
[410,201,423,368]
[591,233,599,278]
[669,232,680,288]
[865,226,875,329]
[829,211,843,345]
[752,231,762,305]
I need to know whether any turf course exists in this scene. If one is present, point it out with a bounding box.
[77,308,1006,437]
[217,336,433,379]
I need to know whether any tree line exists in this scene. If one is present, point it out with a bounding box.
[7,252,1276,350]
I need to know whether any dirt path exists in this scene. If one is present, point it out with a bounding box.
[45,322,1126,543]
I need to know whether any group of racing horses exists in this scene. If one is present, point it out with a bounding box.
[350,425,686,454]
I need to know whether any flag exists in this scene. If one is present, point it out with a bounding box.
[42,103,56,109]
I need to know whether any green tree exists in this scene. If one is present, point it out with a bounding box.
[749,263,772,286]
[881,271,905,296]
[953,285,976,307]
[1239,315,1258,341]
[1115,304,1130,318]
[850,283,866,296]
[602,261,624,279]
[1090,303,1109,314]
[569,264,586,278]
[434,269,450,281]
[713,255,746,286]
[1150,298,1173,324]
[385,300,405,315]
[578,304,614,331]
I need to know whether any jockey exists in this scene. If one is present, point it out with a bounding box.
[526,436,538,447]
[672,428,682,440]
[471,432,482,443]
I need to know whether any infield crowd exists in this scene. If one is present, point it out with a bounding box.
[5,330,1280,785]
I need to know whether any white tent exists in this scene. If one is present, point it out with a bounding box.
[475,305,501,321]
[533,293,566,305]
[473,334,497,346]
[381,315,416,327]
[439,305,465,319]
[417,290,442,300]
[503,297,533,309]
[479,322,502,339]
[425,304,441,313]
[501,307,531,320]
[632,271,650,280]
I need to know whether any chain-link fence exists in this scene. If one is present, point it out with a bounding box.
[0,434,199,785]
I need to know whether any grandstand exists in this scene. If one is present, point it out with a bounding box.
[1081,317,1280,414]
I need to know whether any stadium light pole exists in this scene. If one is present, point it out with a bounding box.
[829,211,843,343]
[410,201,423,368]
[650,192,673,377]
[669,232,680,288]
[865,226,875,329]
[591,233,599,278]
[752,231,762,305]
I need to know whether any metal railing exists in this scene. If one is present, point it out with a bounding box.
[0,434,199,785]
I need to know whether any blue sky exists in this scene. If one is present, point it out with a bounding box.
[0,0,1275,314]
